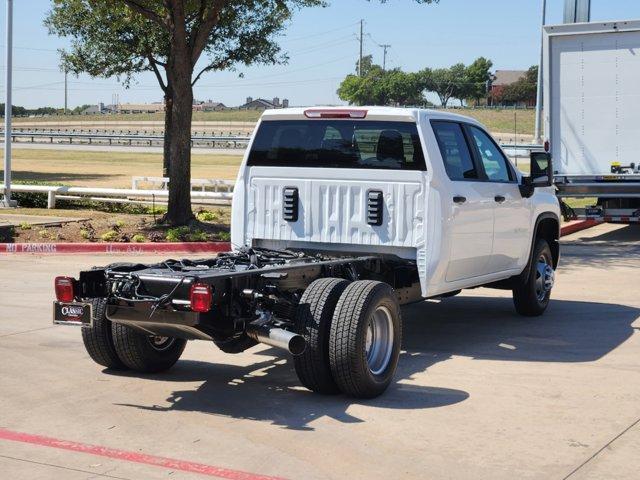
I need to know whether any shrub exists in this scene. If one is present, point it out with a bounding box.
[132,234,146,243]
[217,231,231,242]
[12,180,64,208]
[19,222,32,230]
[165,226,190,242]
[100,230,119,242]
[38,229,50,239]
[196,210,218,222]
[165,226,209,242]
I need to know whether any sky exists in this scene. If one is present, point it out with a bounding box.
[2,0,640,109]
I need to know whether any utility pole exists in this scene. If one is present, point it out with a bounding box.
[564,0,590,23]
[358,19,364,77]
[64,69,68,114]
[381,44,391,71]
[2,0,17,208]
[534,0,547,144]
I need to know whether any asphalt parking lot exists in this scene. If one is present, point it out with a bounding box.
[1,223,639,480]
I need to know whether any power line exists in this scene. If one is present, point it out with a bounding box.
[280,21,360,43]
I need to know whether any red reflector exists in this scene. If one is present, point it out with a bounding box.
[544,140,550,152]
[304,109,367,119]
[190,283,212,313]
[54,276,75,302]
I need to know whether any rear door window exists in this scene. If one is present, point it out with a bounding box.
[467,126,514,182]
[247,120,426,170]
[431,121,478,180]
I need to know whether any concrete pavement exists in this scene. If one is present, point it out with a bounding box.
[1,223,639,480]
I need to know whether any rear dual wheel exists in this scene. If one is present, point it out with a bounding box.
[294,279,402,399]
[329,281,402,399]
[81,298,185,373]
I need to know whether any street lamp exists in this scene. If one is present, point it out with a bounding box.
[2,0,17,208]
[534,0,547,144]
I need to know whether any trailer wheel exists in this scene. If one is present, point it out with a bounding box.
[329,281,402,399]
[294,278,350,394]
[81,298,127,370]
[111,323,187,373]
[513,238,555,316]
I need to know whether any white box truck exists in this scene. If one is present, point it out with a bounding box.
[544,20,640,222]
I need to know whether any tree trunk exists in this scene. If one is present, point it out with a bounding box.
[162,87,173,178]
[165,70,194,226]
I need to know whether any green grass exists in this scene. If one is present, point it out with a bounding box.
[563,197,597,209]
[3,149,242,187]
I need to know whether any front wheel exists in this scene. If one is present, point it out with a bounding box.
[329,281,402,399]
[512,238,555,316]
[111,323,187,373]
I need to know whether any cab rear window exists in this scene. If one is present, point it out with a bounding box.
[247,120,426,170]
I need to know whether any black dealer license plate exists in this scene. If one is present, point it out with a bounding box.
[53,302,93,326]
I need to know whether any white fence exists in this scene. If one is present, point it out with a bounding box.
[0,183,233,209]
[131,176,235,192]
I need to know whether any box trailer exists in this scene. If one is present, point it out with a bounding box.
[544,20,640,222]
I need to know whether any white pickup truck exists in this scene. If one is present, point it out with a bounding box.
[53,107,560,398]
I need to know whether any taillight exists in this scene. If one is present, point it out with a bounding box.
[544,139,550,152]
[190,283,212,313]
[55,276,75,302]
[304,109,367,119]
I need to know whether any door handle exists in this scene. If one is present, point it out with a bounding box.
[494,195,506,203]
[453,195,467,204]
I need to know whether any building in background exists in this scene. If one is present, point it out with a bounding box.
[487,70,536,107]
[193,100,226,111]
[239,97,290,110]
[117,102,165,114]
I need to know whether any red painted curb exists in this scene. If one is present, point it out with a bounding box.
[560,219,601,237]
[0,427,285,480]
[0,242,231,254]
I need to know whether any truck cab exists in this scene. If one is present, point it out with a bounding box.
[232,107,560,298]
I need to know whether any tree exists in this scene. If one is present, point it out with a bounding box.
[384,70,425,106]
[429,67,457,107]
[46,1,320,225]
[338,56,387,105]
[464,57,493,105]
[337,58,425,106]
[448,63,467,107]
[46,1,438,225]
[499,65,537,105]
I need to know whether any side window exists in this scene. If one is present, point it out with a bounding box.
[468,126,512,182]
[432,121,478,180]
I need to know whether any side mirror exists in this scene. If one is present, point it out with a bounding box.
[520,152,552,198]
[530,151,553,187]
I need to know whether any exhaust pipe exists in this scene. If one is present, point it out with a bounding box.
[246,324,306,355]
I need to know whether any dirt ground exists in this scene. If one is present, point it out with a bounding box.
[0,208,231,243]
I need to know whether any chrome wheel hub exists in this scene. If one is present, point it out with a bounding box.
[148,336,174,351]
[535,255,555,302]
[364,306,394,376]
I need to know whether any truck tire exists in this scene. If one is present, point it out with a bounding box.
[111,323,187,373]
[513,238,555,316]
[81,298,127,370]
[294,278,350,394]
[329,281,402,398]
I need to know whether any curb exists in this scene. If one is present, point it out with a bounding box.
[0,220,602,254]
[560,219,601,237]
[0,242,231,255]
